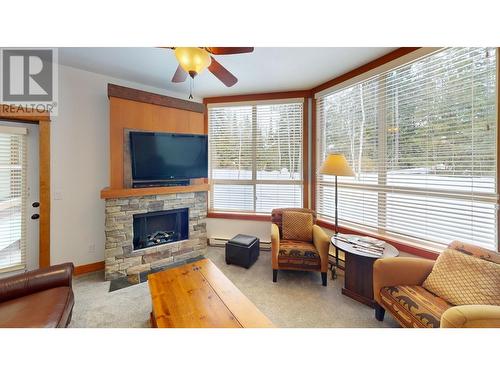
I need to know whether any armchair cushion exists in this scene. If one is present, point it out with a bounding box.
[441,305,500,328]
[278,240,320,269]
[380,285,452,328]
[422,249,500,306]
[282,211,313,242]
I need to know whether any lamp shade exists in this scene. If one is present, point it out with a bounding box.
[320,153,355,176]
[175,47,211,77]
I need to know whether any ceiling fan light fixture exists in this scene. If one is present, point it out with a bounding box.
[174,47,211,78]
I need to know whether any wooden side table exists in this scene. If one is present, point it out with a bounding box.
[331,235,399,307]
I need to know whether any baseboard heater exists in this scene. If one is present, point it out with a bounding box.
[208,237,271,250]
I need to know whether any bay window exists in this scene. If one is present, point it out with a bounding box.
[315,47,498,250]
[208,99,304,213]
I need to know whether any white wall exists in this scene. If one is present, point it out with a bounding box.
[50,64,200,266]
[206,218,270,242]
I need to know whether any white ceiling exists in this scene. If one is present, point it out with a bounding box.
[58,47,396,98]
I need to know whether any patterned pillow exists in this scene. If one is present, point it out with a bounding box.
[423,249,500,306]
[282,211,313,242]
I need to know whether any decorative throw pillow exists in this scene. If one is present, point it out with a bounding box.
[282,211,313,242]
[422,249,500,306]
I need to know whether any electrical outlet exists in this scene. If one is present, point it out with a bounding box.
[88,244,96,253]
[54,191,63,200]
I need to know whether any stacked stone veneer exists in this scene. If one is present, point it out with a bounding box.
[104,191,207,282]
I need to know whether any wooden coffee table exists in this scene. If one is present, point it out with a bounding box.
[148,258,274,328]
[331,235,399,308]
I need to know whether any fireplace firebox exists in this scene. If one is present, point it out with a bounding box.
[133,208,189,250]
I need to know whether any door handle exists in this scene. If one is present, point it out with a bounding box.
[31,214,40,220]
[32,202,40,208]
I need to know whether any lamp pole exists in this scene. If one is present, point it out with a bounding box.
[335,175,338,234]
[334,174,340,275]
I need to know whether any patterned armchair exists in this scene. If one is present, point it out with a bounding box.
[271,208,330,286]
[373,241,500,328]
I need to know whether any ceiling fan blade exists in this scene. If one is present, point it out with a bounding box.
[208,57,238,87]
[171,64,188,83]
[206,47,254,55]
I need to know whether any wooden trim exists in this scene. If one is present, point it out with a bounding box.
[38,121,51,267]
[100,184,210,199]
[497,47,499,251]
[108,84,204,113]
[311,48,420,94]
[311,98,317,211]
[316,219,439,260]
[303,97,309,208]
[203,104,209,134]
[0,105,50,122]
[0,106,51,268]
[207,211,271,222]
[74,261,105,276]
[203,90,312,105]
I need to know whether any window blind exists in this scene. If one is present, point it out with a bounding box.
[316,47,498,250]
[209,100,304,213]
[0,127,27,272]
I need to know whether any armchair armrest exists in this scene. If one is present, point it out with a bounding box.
[271,223,280,269]
[441,305,500,328]
[313,225,330,273]
[0,262,74,303]
[373,257,435,305]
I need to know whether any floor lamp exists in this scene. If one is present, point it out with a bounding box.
[319,152,355,277]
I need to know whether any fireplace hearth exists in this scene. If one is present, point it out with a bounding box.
[133,208,189,251]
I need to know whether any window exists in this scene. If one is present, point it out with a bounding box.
[315,47,498,250]
[0,126,27,272]
[209,99,304,213]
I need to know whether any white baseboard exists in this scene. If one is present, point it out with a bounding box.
[208,237,271,250]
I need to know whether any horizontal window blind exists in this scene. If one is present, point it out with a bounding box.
[0,128,27,271]
[316,47,498,250]
[209,100,303,213]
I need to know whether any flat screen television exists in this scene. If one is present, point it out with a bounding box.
[130,131,208,182]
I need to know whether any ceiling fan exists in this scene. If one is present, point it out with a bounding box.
[166,47,254,88]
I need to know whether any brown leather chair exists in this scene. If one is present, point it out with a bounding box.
[0,263,75,328]
[271,208,330,286]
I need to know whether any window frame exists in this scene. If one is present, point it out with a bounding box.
[312,47,500,252]
[207,97,309,215]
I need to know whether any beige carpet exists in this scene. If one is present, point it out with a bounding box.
[70,247,399,328]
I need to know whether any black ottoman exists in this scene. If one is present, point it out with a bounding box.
[225,234,260,269]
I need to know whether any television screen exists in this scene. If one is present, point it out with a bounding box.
[130,131,208,181]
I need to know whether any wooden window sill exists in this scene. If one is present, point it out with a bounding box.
[207,211,271,222]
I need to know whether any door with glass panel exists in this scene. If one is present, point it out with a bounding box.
[0,121,39,274]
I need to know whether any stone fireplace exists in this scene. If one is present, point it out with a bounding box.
[104,191,207,282]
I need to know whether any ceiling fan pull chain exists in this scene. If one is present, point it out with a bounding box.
[189,78,194,99]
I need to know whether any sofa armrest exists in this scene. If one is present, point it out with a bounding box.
[0,263,74,303]
[271,223,280,269]
[373,257,435,305]
[441,305,500,328]
[313,225,330,273]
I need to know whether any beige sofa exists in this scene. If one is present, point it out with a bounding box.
[373,241,500,328]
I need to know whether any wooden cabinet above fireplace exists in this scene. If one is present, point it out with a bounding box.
[100,84,207,200]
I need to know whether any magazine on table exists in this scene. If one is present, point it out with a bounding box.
[334,234,385,255]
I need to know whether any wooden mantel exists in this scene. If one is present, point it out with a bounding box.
[100,184,210,199]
